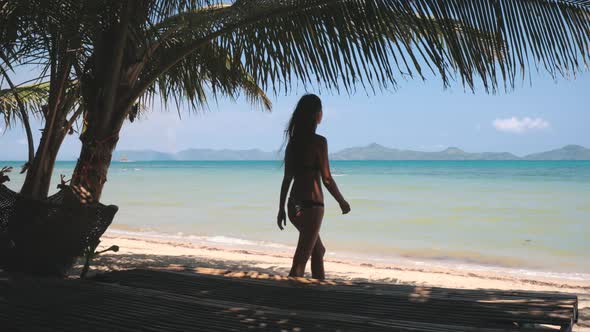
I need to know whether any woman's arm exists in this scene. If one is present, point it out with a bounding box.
[318,136,350,214]
[277,166,293,230]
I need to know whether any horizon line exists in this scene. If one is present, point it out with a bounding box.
[108,143,587,156]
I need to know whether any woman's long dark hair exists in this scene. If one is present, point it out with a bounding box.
[283,94,322,172]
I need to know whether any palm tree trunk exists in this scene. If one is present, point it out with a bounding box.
[70,109,126,202]
[20,114,68,200]
[67,2,133,203]
[70,136,117,202]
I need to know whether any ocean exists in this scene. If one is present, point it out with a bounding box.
[2,160,589,280]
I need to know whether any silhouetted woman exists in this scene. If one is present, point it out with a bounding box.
[277,94,351,280]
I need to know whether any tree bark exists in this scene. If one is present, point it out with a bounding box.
[66,2,133,203]
[70,109,125,202]
[20,114,68,200]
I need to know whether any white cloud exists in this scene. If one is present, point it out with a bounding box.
[492,117,550,133]
[17,138,27,145]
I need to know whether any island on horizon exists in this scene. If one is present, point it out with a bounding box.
[107,144,590,161]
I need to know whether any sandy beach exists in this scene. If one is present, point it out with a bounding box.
[89,231,590,331]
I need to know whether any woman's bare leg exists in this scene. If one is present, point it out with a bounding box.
[290,223,325,279]
[310,235,326,280]
[287,207,324,278]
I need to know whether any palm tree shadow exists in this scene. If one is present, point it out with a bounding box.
[82,260,579,331]
[70,253,293,278]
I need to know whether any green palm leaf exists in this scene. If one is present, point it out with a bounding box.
[6,0,590,119]
[0,82,48,128]
[133,0,590,102]
[143,38,272,113]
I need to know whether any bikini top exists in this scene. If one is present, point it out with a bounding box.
[286,142,320,175]
[294,162,320,176]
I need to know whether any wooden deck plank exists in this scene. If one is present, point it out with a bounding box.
[0,275,520,332]
[97,269,577,329]
[119,269,578,304]
[0,269,579,331]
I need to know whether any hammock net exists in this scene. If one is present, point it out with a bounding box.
[0,184,117,276]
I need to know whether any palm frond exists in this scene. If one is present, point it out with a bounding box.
[0,82,49,128]
[142,37,272,114]
[147,0,224,22]
[9,0,589,121]
[135,0,590,99]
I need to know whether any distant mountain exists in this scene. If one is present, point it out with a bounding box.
[112,144,589,161]
[113,150,174,161]
[113,148,280,161]
[523,145,590,160]
[330,143,520,160]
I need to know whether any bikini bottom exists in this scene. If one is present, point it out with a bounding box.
[288,197,324,217]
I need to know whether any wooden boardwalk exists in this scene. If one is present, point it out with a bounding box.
[0,269,578,331]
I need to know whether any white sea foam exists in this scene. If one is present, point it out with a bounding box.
[107,229,292,251]
[324,248,590,281]
[205,236,259,246]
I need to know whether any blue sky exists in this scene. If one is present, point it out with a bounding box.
[1,68,589,160]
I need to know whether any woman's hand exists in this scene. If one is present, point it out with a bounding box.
[277,209,287,230]
[339,200,351,214]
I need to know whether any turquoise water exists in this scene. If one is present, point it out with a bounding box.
[3,160,589,278]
